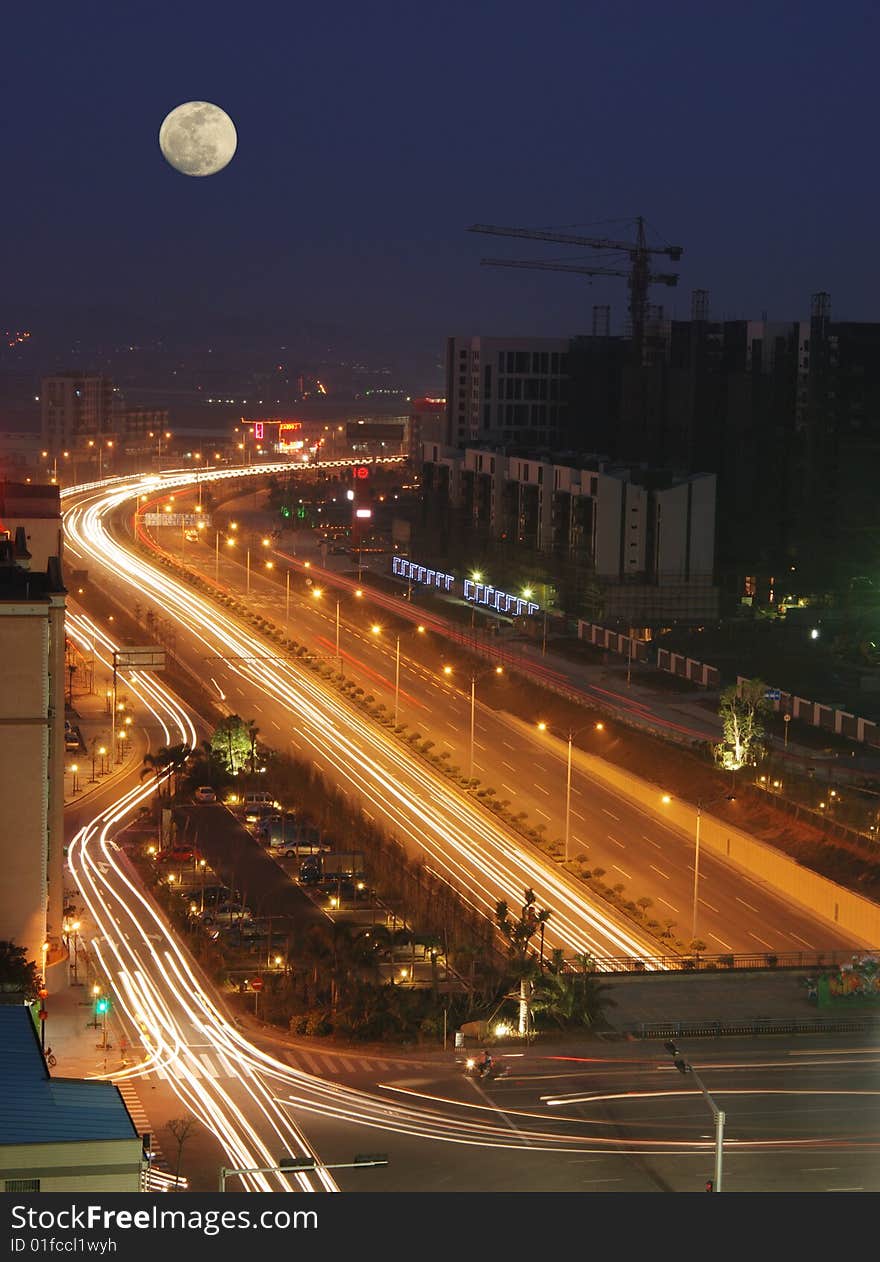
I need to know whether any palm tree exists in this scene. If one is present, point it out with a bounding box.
[247,720,259,776]
[140,748,172,798]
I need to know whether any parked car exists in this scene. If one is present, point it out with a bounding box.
[157,846,200,864]
[193,786,217,803]
[200,902,253,926]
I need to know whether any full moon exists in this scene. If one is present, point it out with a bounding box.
[159,101,237,177]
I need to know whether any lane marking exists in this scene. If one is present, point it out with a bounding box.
[502,761,517,771]
[607,835,626,849]
[658,896,679,912]
[748,930,775,949]
[708,931,733,950]
[788,932,815,949]
[502,741,516,751]
[501,784,518,795]
[535,809,552,820]
[612,864,632,879]
[571,809,586,822]
[649,864,670,880]
[602,808,620,821]
[271,720,281,730]
[737,897,759,913]
[535,784,551,796]
[642,834,662,849]
[698,897,719,913]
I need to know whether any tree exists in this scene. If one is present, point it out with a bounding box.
[0,941,40,1000]
[140,748,172,798]
[181,739,229,792]
[715,678,768,772]
[495,888,551,1036]
[211,715,254,774]
[164,1116,198,1190]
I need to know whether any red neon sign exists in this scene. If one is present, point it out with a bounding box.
[254,422,264,439]
[353,466,369,479]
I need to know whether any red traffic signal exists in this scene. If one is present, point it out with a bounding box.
[705,1179,714,1192]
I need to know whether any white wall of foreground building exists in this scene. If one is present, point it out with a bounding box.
[0,1139,144,1193]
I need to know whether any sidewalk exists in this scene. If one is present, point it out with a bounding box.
[63,684,144,807]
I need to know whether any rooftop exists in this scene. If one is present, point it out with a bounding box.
[0,1008,137,1146]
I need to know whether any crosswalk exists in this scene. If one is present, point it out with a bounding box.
[282,1049,424,1080]
[115,1079,166,1166]
[138,1046,426,1086]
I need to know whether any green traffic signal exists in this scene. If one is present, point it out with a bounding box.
[95,998,109,1014]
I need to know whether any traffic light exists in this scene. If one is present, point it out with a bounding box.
[95,997,109,1015]
[664,1039,690,1074]
[705,1179,714,1192]
[280,505,291,519]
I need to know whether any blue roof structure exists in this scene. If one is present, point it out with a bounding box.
[0,1008,137,1145]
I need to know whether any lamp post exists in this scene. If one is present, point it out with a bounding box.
[71,921,81,984]
[662,792,735,943]
[664,1041,725,1191]
[372,623,426,729]
[285,569,290,626]
[98,745,107,776]
[117,727,127,765]
[90,983,102,1030]
[537,720,601,862]
[246,549,250,595]
[442,662,503,782]
[70,763,80,794]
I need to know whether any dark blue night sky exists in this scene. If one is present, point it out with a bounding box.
[2,0,879,357]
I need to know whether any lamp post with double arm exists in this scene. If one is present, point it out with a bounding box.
[537,719,605,862]
[372,622,427,728]
[661,791,735,943]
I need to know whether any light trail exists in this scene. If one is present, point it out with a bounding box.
[64,473,665,967]
[59,472,876,1179]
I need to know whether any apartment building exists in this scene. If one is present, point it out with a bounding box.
[0,529,66,963]
[422,443,718,624]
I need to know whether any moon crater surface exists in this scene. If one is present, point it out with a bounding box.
[159,101,237,177]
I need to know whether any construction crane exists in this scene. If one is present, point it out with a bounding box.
[468,217,683,364]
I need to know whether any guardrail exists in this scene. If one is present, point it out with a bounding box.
[625,1015,880,1038]
[588,949,861,974]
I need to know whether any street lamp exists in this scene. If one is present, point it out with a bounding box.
[70,763,80,794]
[69,920,81,985]
[313,588,343,673]
[98,745,107,776]
[117,728,127,764]
[536,720,597,862]
[443,663,502,782]
[663,1041,725,1191]
[372,623,426,727]
[661,792,735,943]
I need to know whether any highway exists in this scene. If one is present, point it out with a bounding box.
[129,473,861,957]
[64,476,669,966]
[58,479,878,1193]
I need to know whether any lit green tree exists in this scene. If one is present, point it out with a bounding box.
[715,678,768,772]
[211,715,254,774]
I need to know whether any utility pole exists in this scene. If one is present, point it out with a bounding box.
[664,1041,725,1191]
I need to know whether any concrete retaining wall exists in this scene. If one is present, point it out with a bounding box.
[505,714,880,947]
